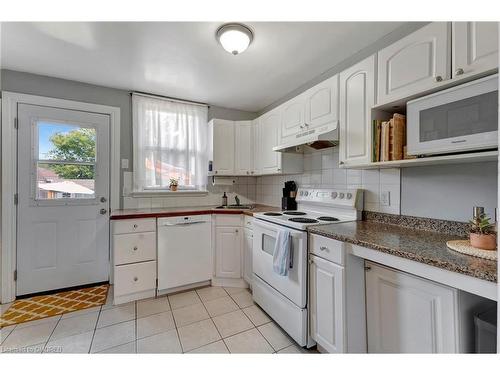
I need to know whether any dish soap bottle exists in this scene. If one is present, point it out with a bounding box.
[222,192,228,207]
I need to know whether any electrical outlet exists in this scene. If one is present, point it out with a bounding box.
[380,190,391,206]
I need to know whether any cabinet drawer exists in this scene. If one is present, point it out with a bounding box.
[114,261,156,297]
[215,214,242,227]
[114,232,156,265]
[112,218,156,234]
[309,234,345,265]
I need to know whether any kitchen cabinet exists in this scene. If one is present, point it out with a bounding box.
[280,94,306,140]
[453,22,499,80]
[212,119,235,175]
[243,227,253,287]
[304,74,339,129]
[339,54,376,167]
[309,254,345,353]
[215,226,242,279]
[234,120,254,175]
[252,118,261,175]
[259,109,282,174]
[365,261,459,353]
[377,22,451,105]
[112,218,157,305]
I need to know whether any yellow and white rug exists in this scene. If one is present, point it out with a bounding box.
[0,284,109,328]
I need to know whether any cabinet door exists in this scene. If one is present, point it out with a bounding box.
[234,121,254,175]
[377,22,451,105]
[304,75,339,128]
[339,55,375,167]
[309,255,345,353]
[365,262,458,353]
[252,118,260,175]
[215,226,242,279]
[259,110,282,174]
[281,95,305,140]
[453,22,499,80]
[243,228,253,286]
[213,119,235,175]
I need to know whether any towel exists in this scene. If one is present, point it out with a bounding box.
[273,229,292,276]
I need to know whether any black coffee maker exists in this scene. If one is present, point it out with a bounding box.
[282,181,297,211]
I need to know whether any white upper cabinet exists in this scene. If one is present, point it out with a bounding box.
[339,55,376,167]
[280,94,306,140]
[259,109,282,174]
[452,22,499,80]
[252,118,261,175]
[234,120,254,175]
[377,22,451,105]
[212,119,235,175]
[304,74,339,129]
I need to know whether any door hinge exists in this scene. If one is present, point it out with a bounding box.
[14,118,18,129]
[14,270,17,281]
[14,193,18,205]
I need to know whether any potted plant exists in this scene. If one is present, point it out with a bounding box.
[169,178,179,192]
[469,213,496,250]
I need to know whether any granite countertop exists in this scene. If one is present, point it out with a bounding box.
[110,204,280,220]
[308,220,497,283]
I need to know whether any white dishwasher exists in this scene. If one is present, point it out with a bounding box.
[157,215,212,292]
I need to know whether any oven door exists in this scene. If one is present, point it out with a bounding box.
[407,74,498,156]
[252,219,307,308]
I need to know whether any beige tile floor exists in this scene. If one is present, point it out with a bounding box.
[0,286,314,354]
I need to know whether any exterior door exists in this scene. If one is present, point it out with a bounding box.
[17,104,110,296]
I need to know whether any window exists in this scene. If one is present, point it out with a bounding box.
[132,94,209,192]
[35,122,96,200]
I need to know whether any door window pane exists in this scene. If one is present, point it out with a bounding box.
[36,163,95,200]
[35,121,96,200]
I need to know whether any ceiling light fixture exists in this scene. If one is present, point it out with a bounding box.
[216,23,253,55]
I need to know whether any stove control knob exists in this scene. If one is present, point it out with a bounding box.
[346,193,353,200]
[304,191,309,196]
[339,193,345,199]
[300,191,304,196]
[331,192,338,199]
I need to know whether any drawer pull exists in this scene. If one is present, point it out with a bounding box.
[133,224,138,229]
[319,246,329,252]
[133,246,138,251]
[133,277,138,281]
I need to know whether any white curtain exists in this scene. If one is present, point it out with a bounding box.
[132,94,209,191]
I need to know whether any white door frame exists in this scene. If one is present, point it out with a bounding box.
[1,92,121,303]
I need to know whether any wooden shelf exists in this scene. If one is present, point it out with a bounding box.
[341,150,498,169]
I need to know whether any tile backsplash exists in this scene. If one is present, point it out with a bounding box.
[121,148,401,213]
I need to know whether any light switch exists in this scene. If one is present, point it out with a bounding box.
[380,190,391,206]
[121,158,129,169]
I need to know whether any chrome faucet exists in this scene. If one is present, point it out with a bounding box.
[234,195,240,206]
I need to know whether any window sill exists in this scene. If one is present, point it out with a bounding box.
[131,190,209,198]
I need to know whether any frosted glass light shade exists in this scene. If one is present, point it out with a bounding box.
[216,24,253,55]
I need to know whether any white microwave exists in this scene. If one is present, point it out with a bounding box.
[407,74,498,156]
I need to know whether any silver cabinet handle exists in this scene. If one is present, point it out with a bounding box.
[455,68,464,76]
[133,246,138,251]
[339,161,344,165]
[319,246,329,252]
[100,197,107,203]
[100,208,107,215]
[215,171,218,174]
[133,277,138,281]
[364,266,371,271]
[133,224,138,229]
[235,229,239,233]
[435,75,443,82]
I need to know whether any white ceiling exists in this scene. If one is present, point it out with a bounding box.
[1,22,404,112]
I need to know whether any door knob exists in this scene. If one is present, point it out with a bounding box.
[99,208,107,215]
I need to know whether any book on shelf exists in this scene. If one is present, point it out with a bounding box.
[373,113,406,163]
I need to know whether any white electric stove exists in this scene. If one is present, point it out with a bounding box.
[252,188,363,348]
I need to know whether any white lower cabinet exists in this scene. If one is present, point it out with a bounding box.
[215,226,242,279]
[309,255,345,353]
[243,227,253,287]
[365,261,459,353]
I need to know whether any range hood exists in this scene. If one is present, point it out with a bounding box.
[272,122,339,153]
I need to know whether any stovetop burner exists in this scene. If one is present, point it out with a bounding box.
[317,216,340,222]
[289,218,319,223]
[263,212,283,216]
[283,211,307,216]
